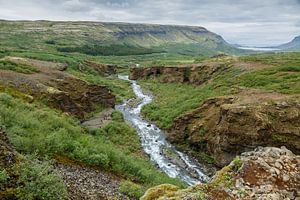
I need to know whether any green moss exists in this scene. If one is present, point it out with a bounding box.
[232,157,244,172]
[209,166,234,188]
[196,153,215,165]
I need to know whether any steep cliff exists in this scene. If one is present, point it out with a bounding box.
[169,90,300,167]
[129,62,227,85]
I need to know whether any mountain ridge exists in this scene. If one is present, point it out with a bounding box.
[0,20,242,56]
[276,35,300,50]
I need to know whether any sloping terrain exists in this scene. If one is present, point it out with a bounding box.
[277,36,300,51]
[0,20,242,56]
[136,53,300,171]
[141,146,300,200]
[169,90,300,167]
[0,57,115,120]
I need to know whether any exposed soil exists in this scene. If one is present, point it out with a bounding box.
[0,57,115,120]
[82,108,113,129]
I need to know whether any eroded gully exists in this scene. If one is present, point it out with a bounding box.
[116,75,209,185]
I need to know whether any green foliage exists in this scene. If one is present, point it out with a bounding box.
[69,70,135,103]
[140,81,227,130]
[14,155,68,200]
[0,60,39,74]
[119,180,145,199]
[111,111,124,122]
[0,93,186,190]
[57,44,164,56]
[232,157,243,172]
[0,169,9,183]
[239,65,300,94]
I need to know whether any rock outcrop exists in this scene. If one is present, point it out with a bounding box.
[129,63,227,85]
[81,60,117,76]
[141,146,300,200]
[0,57,115,120]
[168,90,300,167]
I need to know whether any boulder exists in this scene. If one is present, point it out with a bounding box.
[141,146,300,200]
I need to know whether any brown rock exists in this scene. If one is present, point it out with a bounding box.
[168,90,300,167]
[129,62,227,85]
[0,58,116,120]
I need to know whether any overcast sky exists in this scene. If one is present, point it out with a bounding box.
[1,0,300,46]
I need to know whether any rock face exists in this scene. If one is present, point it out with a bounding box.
[141,146,300,200]
[129,63,226,85]
[0,57,115,120]
[168,90,300,167]
[81,60,117,76]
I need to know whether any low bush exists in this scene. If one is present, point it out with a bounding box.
[14,155,68,200]
[0,93,185,194]
[119,180,145,199]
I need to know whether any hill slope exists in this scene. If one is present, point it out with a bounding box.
[277,35,300,50]
[0,20,242,56]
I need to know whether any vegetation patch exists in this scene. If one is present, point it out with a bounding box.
[0,155,68,200]
[0,93,186,199]
[57,44,165,56]
[0,60,39,74]
[238,65,300,94]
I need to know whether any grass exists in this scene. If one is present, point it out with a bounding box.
[139,74,231,130]
[0,93,186,198]
[69,69,135,103]
[140,52,300,130]
[239,65,300,94]
[0,60,39,74]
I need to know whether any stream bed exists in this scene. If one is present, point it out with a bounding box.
[116,75,209,185]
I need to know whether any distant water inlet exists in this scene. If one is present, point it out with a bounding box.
[116,75,209,185]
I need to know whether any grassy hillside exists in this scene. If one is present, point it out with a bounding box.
[0,20,243,57]
[140,52,300,130]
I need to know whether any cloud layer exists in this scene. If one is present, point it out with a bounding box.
[1,0,300,46]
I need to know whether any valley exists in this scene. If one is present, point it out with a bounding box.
[0,20,299,200]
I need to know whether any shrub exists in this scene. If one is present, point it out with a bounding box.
[14,156,68,200]
[0,169,9,183]
[119,180,145,199]
[0,93,185,190]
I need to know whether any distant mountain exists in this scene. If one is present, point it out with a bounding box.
[277,36,300,50]
[0,20,244,56]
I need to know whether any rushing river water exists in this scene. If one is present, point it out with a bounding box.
[116,75,209,185]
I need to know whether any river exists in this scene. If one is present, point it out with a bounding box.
[116,75,209,185]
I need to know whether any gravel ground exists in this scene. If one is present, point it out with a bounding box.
[54,163,130,200]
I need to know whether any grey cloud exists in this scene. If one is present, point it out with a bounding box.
[0,0,299,46]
